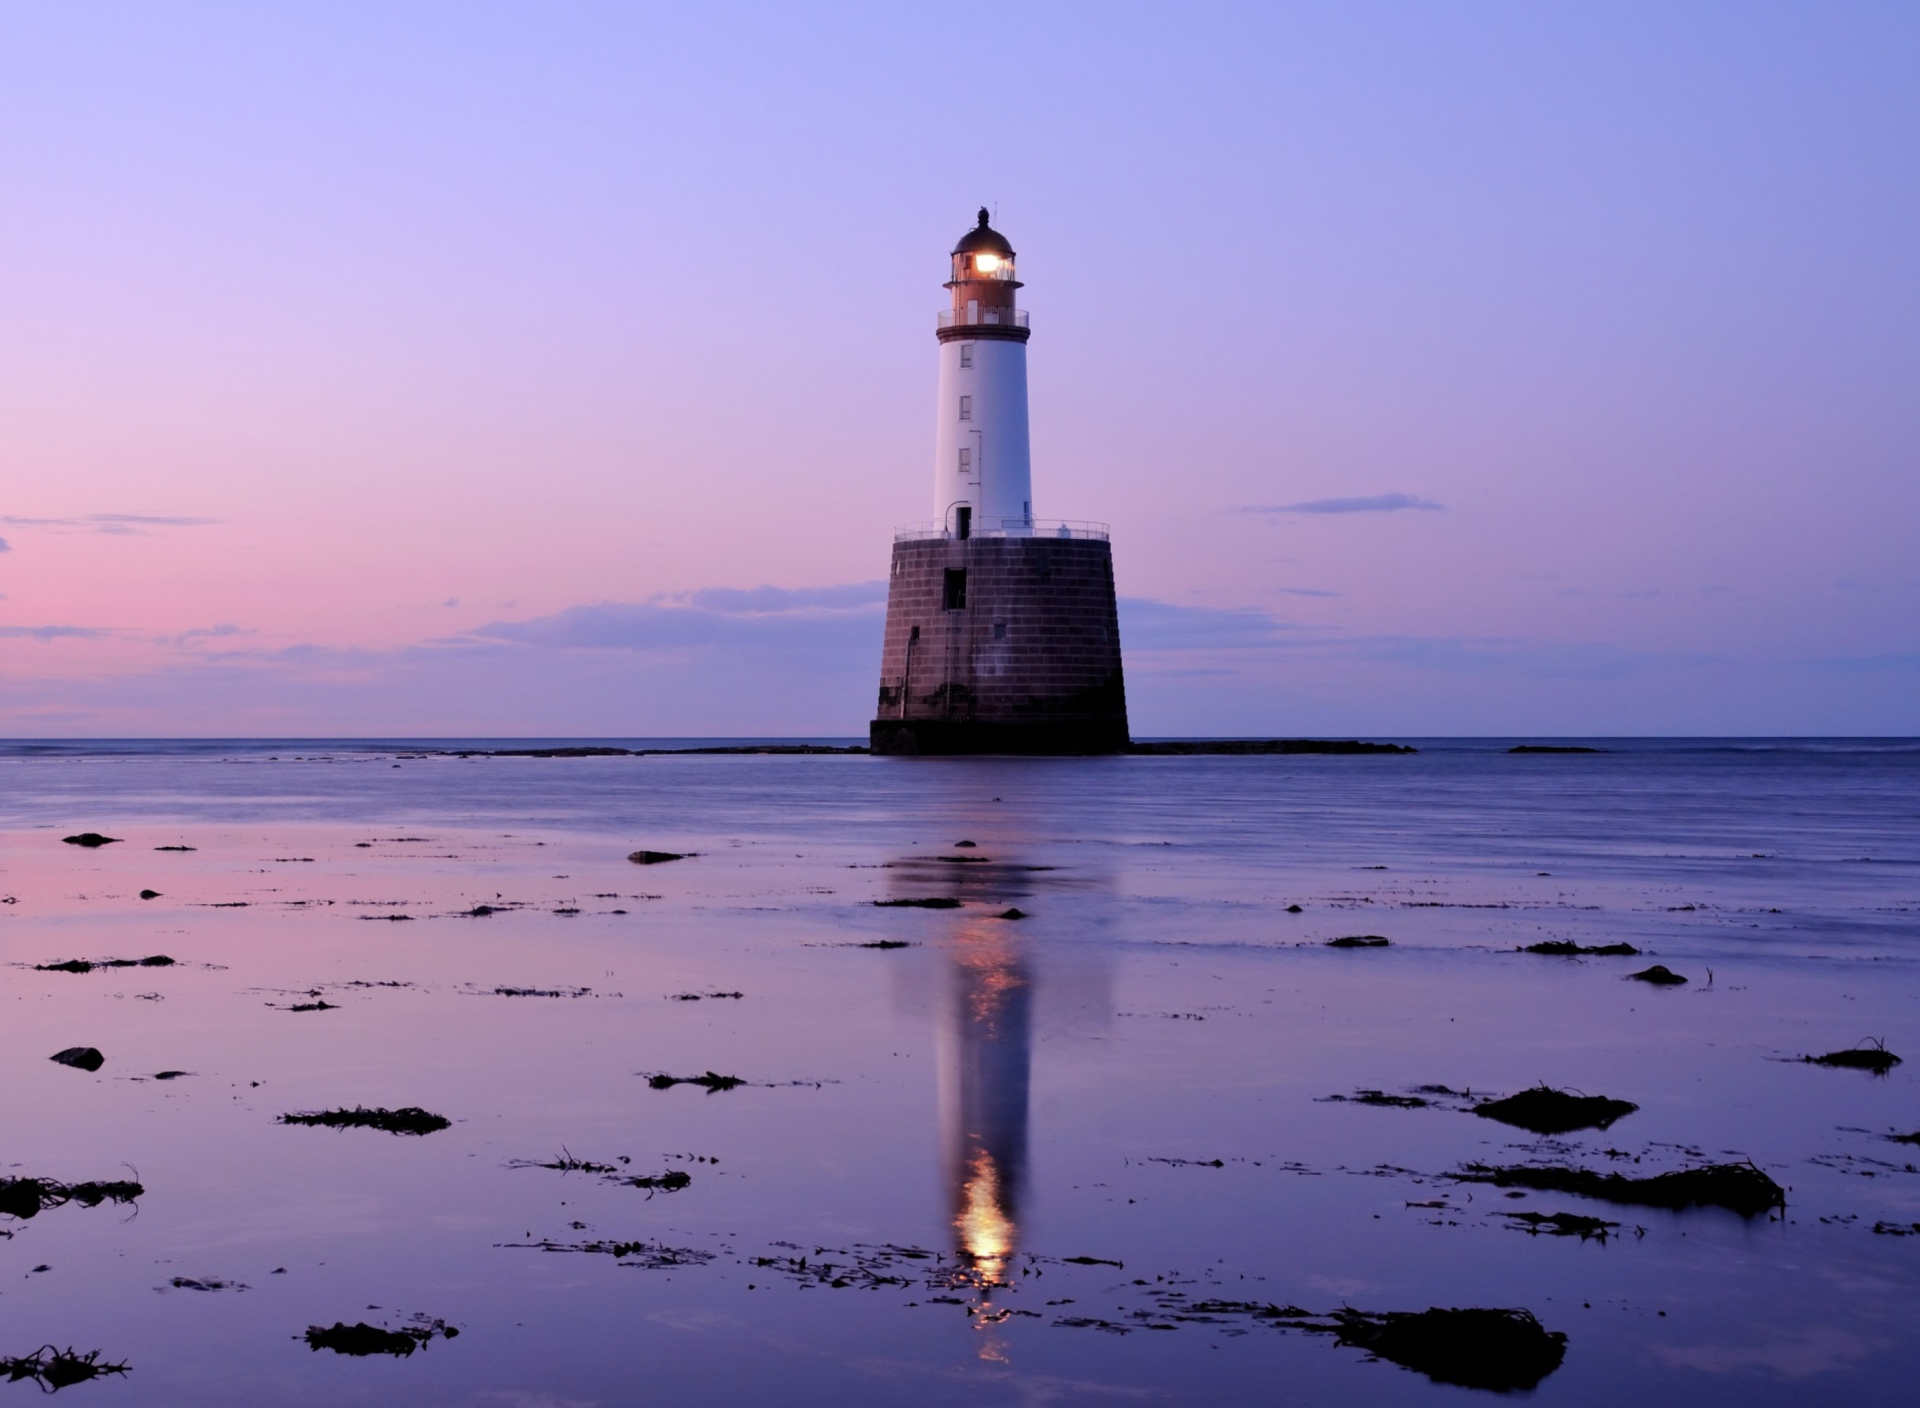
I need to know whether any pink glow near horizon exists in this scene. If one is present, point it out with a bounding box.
[2,5,1916,735]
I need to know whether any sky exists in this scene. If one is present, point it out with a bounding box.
[1,1,1915,737]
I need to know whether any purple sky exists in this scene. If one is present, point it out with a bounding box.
[1,3,1915,736]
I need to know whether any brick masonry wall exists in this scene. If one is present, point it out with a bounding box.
[873,537,1128,726]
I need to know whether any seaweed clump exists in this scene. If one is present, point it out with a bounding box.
[61,833,121,847]
[279,1107,451,1136]
[871,897,961,909]
[1522,940,1640,956]
[1504,1211,1621,1241]
[0,1346,130,1389]
[35,954,175,973]
[1458,1160,1784,1217]
[304,1317,457,1357]
[1326,935,1390,949]
[628,850,685,865]
[1471,1085,1639,1135]
[1804,1042,1902,1075]
[1329,1307,1566,1391]
[646,1071,744,1093]
[1628,964,1687,985]
[1322,1090,1429,1109]
[0,1177,144,1220]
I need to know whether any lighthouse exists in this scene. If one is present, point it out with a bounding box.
[870,211,1130,755]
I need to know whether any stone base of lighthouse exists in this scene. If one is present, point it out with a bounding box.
[870,535,1130,756]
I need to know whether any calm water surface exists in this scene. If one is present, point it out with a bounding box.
[0,739,1915,1405]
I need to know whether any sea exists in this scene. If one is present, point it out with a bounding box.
[0,737,1915,1405]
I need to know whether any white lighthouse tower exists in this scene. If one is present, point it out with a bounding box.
[933,209,1033,538]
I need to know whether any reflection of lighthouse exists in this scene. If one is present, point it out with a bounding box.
[938,918,1031,1286]
[871,210,1129,755]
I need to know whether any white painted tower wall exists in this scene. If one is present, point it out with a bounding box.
[934,335,1033,534]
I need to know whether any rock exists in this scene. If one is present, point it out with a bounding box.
[50,1047,105,1072]
[628,850,685,865]
[1457,1160,1785,1217]
[1628,964,1687,985]
[1804,1044,1902,1074]
[1330,1306,1566,1391]
[1326,935,1390,949]
[139,890,161,900]
[998,908,1027,920]
[61,833,121,847]
[1471,1086,1639,1135]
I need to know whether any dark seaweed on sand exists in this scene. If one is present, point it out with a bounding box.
[1457,1160,1784,1217]
[628,850,685,865]
[1326,935,1390,948]
[871,897,962,909]
[279,1106,451,1136]
[61,833,121,847]
[510,1152,691,1195]
[0,1346,130,1389]
[498,1237,715,1268]
[857,939,912,949]
[1322,1090,1429,1109]
[1803,1041,1902,1074]
[646,1071,744,1093]
[1329,1307,1567,1391]
[1522,940,1641,956]
[36,955,175,973]
[0,1177,144,1221]
[1471,1085,1639,1135]
[304,1317,457,1357]
[1504,1211,1622,1241]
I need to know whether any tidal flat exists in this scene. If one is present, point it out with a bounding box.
[0,738,1915,1405]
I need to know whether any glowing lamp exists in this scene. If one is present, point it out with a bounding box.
[975,253,1001,273]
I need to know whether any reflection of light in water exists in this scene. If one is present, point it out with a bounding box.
[957,1148,1014,1280]
[938,913,1030,1366]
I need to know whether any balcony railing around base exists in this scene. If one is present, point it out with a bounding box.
[935,307,1029,330]
[894,519,1109,543]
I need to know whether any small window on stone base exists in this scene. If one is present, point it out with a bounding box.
[993,622,1007,640]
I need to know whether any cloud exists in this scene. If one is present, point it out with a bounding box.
[0,538,9,552]
[1275,586,1341,598]
[1238,493,1444,515]
[1118,598,1299,651]
[0,625,109,641]
[684,582,887,614]
[469,582,886,655]
[0,514,219,535]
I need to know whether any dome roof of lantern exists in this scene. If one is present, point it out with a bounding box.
[953,207,1015,257]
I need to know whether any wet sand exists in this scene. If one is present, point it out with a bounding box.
[0,741,1915,1404]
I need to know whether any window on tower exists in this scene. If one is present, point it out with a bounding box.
[958,448,971,475]
[959,344,973,368]
[958,395,972,421]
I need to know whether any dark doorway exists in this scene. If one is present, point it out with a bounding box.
[955,506,972,540]
[942,569,968,611]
